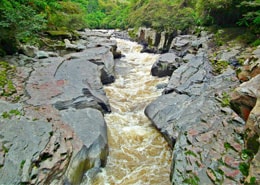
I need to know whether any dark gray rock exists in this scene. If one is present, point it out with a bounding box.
[145,53,245,184]
[61,108,108,185]
[169,35,196,57]
[66,46,115,84]
[0,119,52,184]
[1,30,116,185]
[53,58,111,113]
[151,53,183,77]
[163,53,212,96]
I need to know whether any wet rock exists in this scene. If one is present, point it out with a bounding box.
[151,53,183,77]
[145,53,245,184]
[62,108,108,185]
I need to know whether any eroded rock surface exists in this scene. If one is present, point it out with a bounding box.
[151,53,183,77]
[145,53,245,184]
[0,30,116,185]
[231,74,260,184]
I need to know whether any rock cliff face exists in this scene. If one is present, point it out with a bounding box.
[141,27,260,184]
[1,27,260,185]
[0,29,118,185]
[230,47,260,184]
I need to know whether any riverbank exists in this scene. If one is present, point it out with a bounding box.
[0,28,260,184]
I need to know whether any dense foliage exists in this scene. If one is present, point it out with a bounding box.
[0,0,259,55]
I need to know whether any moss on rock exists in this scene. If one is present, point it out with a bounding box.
[0,61,16,97]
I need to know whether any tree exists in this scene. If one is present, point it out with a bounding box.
[237,0,260,33]
[0,0,46,54]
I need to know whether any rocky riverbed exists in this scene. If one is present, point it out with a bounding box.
[140,27,260,185]
[0,29,117,185]
[0,28,260,185]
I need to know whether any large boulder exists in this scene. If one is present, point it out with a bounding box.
[61,108,108,185]
[66,46,115,85]
[151,53,183,77]
[136,27,176,53]
[26,55,111,113]
[169,35,199,57]
[53,57,111,113]
[145,53,245,184]
[230,74,260,184]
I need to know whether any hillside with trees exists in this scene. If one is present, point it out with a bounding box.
[0,0,259,55]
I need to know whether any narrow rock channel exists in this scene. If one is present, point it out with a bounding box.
[87,39,172,184]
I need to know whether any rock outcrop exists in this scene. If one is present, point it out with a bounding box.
[0,29,118,185]
[145,52,246,184]
[144,28,260,184]
[151,53,183,77]
[231,70,260,183]
[135,27,211,55]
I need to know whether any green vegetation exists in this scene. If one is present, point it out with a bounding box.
[224,142,236,151]
[20,160,26,169]
[239,162,250,176]
[0,0,259,54]
[220,92,230,107]
[1,109,23,119]
[0,61,16,96]
[185,150,198,157]
[241,149,254,160]
[247,177,257,185]
[210,60,229,74]
[183,173,200,185]
[2,145,9,154]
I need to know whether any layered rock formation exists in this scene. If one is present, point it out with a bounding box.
[230,47,260,184]
[142,27,260,184]
[0,29,118,185]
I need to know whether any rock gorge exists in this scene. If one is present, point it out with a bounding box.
[0,28,259,185]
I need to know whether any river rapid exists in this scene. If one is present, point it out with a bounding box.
[88,38,172,185]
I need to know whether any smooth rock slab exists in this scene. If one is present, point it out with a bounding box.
[53,58,111,113]
[0,119,52,184]
[65,46,115,84]
[61,108,108,185]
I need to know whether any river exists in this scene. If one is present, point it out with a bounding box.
[88,38,172,185]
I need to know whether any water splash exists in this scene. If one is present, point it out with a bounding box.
[87,39,172,185]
